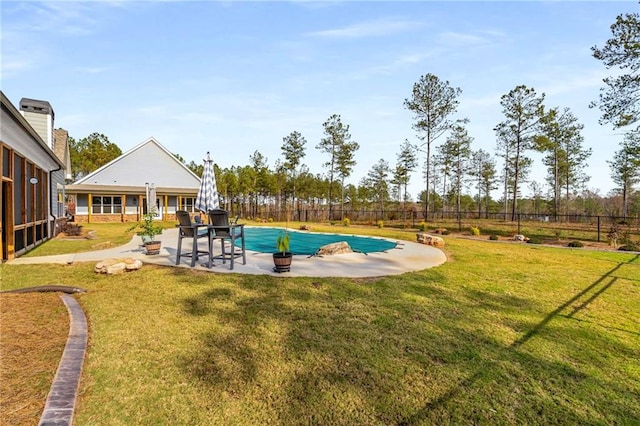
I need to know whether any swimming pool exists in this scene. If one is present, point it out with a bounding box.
[241,227,397,255]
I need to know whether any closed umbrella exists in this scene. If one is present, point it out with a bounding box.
[145,182,157,215]
[195,152,219,214]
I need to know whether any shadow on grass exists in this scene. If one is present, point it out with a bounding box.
[175,257,640,424]
[400,253,640,425]
[512,254,639,349]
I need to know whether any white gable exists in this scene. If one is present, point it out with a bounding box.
[75,137,201,189]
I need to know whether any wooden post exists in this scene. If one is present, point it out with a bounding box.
[87,193,92,224]
[121,194,126,222]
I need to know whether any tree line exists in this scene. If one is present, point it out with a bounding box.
[68,10,640,221]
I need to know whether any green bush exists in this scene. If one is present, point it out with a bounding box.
[343,218,351,226]
[489,235,499,241]
[470,226,481,236]
[567,241,584,248]
[377,220,384,229]
[618,244,639,252]
[418,221,427,232]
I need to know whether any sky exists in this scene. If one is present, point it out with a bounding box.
[2,0,638,201]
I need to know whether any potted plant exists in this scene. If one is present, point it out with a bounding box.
[273,229,292,272]
[129,209,164,255]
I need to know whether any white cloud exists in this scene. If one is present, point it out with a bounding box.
[438,31,489,46]
[306,18,425,39]
[74,66,110,74]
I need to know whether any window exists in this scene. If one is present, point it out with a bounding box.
[91,196,122,214]
[180,197,197,213]
[2,146,10,178]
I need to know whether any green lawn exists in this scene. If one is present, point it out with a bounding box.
[2,231,639,424]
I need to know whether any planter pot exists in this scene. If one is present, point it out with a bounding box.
[144,241,162,255]
[273,252,293,273]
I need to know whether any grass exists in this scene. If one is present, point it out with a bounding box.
[419,218,640,245]
[22,221,175,257]
[1,227,639,424]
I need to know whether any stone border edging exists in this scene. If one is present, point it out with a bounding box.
[0,285,86,294]
[38,294,87,426]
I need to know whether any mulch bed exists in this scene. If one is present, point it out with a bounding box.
[0,293,68,425]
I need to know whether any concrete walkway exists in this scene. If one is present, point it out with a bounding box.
[9,227,447,277]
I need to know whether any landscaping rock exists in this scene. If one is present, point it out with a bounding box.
[416,232,445,247]
[95,258,143,275]
[316,241,353,255]
[513,234,530,242]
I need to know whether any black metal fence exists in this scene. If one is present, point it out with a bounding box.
[247,208,640,244]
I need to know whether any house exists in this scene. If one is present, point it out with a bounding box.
[65,137,202,223]
[0,92,68,261]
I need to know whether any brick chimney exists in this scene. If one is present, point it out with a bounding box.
[19,97,55,149]
[54,128,72,181]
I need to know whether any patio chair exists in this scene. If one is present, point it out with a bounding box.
[207,209,246,270]
[175,210,210,267]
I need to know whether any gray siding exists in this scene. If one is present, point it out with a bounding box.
[1,106,60,171]
[51,169,65,217]
[78,139,201,189]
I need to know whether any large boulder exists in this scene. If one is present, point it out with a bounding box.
[95,258,143,275]
[416,232,445,247]
[513,234,529,242]
[315,241,353,256]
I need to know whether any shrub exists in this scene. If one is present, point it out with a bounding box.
[418,221,427,232]
[489,235,499,241]
[343,218,351,226]
[377,220,384,229]
[299,224,311,231]
[618,244,639,252]
[470,226,481,236]
[567,241,584,248]
[268,217,274,223]
[527,238,542,245]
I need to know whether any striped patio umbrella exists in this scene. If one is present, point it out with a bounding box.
[195,152,219,213]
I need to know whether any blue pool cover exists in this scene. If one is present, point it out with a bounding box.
[240,227,397,255]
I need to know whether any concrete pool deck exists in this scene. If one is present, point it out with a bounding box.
[8,227,447,277]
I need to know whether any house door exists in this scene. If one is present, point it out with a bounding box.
[143,197,162,220]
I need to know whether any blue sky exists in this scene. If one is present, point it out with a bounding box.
[2,1,637,200]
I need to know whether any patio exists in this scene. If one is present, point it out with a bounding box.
[8,227,447,277]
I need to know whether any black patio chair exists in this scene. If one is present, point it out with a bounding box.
[175,210,210,267]
[207,209,246,270]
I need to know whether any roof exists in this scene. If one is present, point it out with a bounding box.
[70,137,202,191]
[1,91,65,170]
[65,183,198,196]
[20,97,55,119]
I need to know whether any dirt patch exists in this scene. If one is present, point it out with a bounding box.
[455,234,617,251]
[56,229,97,240]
